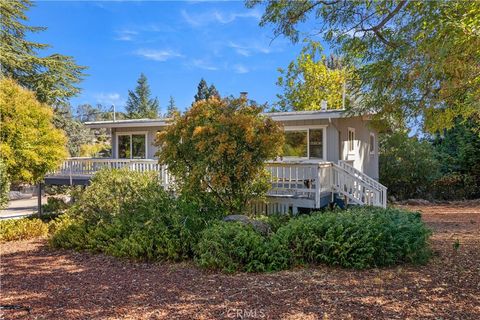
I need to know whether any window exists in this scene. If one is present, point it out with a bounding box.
[118,135,131,159]
[369,133,375,155]
[348,128,355,152]
[283,130,308,157]
[117,133,147,159]
[282,127,326,159]
[309,129,323,158]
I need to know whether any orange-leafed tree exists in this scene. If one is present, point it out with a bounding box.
[155,97,284,214]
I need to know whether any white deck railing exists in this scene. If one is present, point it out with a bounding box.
[50,158,387,209]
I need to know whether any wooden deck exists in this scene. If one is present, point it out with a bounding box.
[46,158,387,211]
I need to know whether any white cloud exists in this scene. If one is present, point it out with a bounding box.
[181,8,261,27]
[115,29,138,41]
[135,49,183,61]
[191,59,219,71]
[228,41,274,57]
[232,64,249,74]
[94,92,125,106]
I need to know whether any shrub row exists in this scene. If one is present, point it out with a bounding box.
[195,207,432,272]
[48,169,431,272]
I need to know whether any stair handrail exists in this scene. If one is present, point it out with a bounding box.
[331,163,384,207]
[338,161,386,192]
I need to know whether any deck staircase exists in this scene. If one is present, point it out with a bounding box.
[331,161,387,208]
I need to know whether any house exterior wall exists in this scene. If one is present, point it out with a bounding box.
[112,126,164,159]
[106,116,378,179]
[335,116,379,180]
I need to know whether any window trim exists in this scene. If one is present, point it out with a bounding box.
[116,131,148,159]
[283,125,327,160]
[369,132,375,155]
[347,127,356,154]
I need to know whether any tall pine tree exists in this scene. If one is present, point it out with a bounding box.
[0,0,86,107]
[166,96,180,117]
[126,73,159,119]
[194,78,220,102]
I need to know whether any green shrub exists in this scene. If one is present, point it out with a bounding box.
[69,169,161,223]
[50,169,222,261]
[195,207,431,273]
[42,197,69,213]
[195,221,271,273]
[0,218,49,242]
[255,214,292,233]
[273,207,431,269]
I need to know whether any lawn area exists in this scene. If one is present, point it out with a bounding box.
[1,203,479,320]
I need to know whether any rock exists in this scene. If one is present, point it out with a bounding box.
[250,220,272,236]
[8,191,32,200]
[223,214,271,236]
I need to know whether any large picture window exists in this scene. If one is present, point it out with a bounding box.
[117,133,147,159]
[283,131,308,157]
[282,127,325,159]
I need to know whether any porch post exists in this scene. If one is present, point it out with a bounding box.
[37,182,43,216]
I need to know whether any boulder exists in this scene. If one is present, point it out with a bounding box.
[223,214,272,236]
[250,220,272,236]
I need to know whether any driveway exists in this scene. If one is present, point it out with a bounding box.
[0,197,46,220]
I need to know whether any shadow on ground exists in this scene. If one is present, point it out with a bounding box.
[1,204,479,319]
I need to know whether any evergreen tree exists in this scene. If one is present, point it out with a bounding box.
[194,78,220,102]
[0,0,86,106]
[208,84,220,99]
[194,78,210,102]
[125,73,159,119]
[166,96,180,117]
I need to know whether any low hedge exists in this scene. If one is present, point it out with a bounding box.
[0,218,49,242]
[195,207,431,272]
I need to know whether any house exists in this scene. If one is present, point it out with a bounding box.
[45,109,387,213]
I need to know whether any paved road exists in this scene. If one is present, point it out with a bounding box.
[0,197,47,220]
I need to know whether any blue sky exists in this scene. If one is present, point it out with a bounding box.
[27,0,318,113]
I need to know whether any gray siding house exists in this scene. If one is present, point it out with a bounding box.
[48,110,386,213]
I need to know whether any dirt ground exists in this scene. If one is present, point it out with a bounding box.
[1,203,479,320]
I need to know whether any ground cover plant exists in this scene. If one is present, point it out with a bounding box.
[0,218,49,242]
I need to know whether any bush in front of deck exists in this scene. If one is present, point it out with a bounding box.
[154,97,284,215]
[50,169,223,260]
[195,207,431,272]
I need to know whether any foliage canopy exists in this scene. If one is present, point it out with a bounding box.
[247,0,480,132]
[155,97,284,214]
[276,40,350,111]
[0,0,86,106]
[0,78,67,184]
